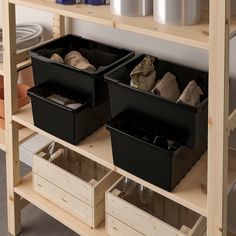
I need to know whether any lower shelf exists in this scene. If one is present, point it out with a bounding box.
[12,104,236,218]
[15,173,107,236]
[0,127,35,152]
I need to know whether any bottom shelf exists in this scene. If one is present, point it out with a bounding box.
[15,173,107,236]
[0,127,35,152]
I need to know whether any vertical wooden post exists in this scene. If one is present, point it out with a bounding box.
[3,1,21,235]
[208,0,231,235]
[53,15,65,37]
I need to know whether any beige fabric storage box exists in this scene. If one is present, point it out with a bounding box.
[33,142,120,228]
[106,177,206,236]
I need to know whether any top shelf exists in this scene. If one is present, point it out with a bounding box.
[8,0,236,50]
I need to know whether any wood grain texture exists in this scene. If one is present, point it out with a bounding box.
[15,173,108,236]
[207,0,231,235]
[106,178,206,236]
[4,0,211,49]
[3,1,21,235]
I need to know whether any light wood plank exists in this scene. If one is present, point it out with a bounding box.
[208,0,231,235]
[33,174,95,227]
[53,15,65,37]
[107,182,206,236]
[7,1,236,50]
[15,173,107,236]
[107,214,144,236]
[7,0,208,49]
[3,1,21,234]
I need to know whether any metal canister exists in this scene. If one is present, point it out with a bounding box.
[154,0,201,26]
[110,0,153,17]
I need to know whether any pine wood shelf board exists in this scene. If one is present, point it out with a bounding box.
[0,127,35,152]
[14,173,107,236]
[8,0,210,50]
[0,63,3,76]
[12,104,114,170]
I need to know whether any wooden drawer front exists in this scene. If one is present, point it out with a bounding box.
[33,151,120,207]
[107,214,143,236]
[106,178,206,236]
[33,174,105,228]
[33,154,93,205]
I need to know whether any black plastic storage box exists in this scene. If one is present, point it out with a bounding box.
[28,82,110,145]
[107,111,206,191]
[30,34,134,108]
[105,55,208,148]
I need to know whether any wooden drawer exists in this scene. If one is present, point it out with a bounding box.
[33,142,120,207]
[32,142,120,228]
[106,214,143,236]
[33,174,105,228]
[106,177,206,236]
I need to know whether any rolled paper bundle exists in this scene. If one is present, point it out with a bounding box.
[50,53,64,64]
[130,56,156,92]
[177,80,203,106]
[64,50,96,72]
[152,72,180,101]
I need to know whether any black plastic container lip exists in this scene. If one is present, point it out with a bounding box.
[30,34,134,75]
[104,55,208,112]
[27,82,92,113]
[107,110,186,154]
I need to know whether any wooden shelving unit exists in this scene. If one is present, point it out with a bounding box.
[2,0,236,236]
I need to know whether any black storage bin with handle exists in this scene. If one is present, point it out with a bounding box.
[30,34,134,108]
[105,55,208,148]
[107,110,206,191]
[28,82,110,145]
